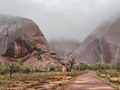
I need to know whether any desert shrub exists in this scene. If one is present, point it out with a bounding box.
[22,66,31,74]
[89,62,113,70]
[49,64,55,71]
[73,62,114,71]
[75,64,88,70]
[113,65,120,71]
[98,70,120,78]
[0,62,33,75]
[8,62,31,74]
[55,64,62,71]
[12,62,23,73]
[49,64,62,71]
[0,65,9,75]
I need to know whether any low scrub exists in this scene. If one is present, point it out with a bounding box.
[0,62,32,75]
[97,70,120,89]
[0,71,86,90]
[89,63,113,70]
[74,62,120,71]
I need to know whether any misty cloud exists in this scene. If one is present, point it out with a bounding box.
[0,0,120,41]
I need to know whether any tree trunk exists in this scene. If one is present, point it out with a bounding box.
[62,65,66,72]
[10,69,13,79]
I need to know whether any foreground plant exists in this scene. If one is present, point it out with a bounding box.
[0,71,87,90]
[97,70,120,89]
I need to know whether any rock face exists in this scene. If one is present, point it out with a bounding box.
[49,39,80,58]
[0,15,49,61]
[71,17,120,65]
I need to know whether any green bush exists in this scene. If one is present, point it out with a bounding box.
[73,62,115,71]
[0,65,9,75]
[49,64,62,71]
[0,62,32,75]
[23,67,31,74]
[89,62,113,70]
[49,65,55,71]
[75,64,88,70]
[113,65,120,71]
[1,61,120,76]
[12,62,23,73]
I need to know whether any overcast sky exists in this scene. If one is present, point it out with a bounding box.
[0,0,120,41]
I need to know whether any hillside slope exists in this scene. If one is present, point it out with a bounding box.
[71,17,120,65]
[49,39,80,58]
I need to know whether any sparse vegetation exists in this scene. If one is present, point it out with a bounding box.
[0,70,86,90]
[88,63,113,70]
[97,70,120,89]
[68,56,77,72]
[0,62,32,76]
[49,63,62,71]
[75,63,88,71]
[0,61,120,89]
[0,61,88,89]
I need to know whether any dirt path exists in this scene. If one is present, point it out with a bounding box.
[61,71,116,90]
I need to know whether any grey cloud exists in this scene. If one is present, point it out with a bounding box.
[0,0,120,41]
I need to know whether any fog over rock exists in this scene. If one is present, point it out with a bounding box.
[49,39,80,58]
[71,16,120,65]
[0,0,120,41]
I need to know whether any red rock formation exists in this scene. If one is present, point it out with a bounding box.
[71,17,120,65]
[0,15,49,63]
[49,39,80,58]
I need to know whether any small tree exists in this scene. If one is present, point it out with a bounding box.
[9,62,15,78]
[68,56,77,72]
